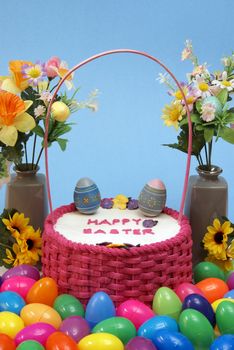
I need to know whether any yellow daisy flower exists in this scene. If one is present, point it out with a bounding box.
[162,100,185,130]
[0,91,35,146]
[113,194,129,210]
[20,226,42,263]
[203,218,234,260]
[2,212,30,238]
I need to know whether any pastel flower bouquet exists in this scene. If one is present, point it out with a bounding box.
[159,40,234,169]
[0,57,98,185]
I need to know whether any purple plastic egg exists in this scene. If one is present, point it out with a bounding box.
[227,272,234,290]
[126,336,156,350]
[15,322,56,345]
[59,316,90,342]
[2,264,40,282]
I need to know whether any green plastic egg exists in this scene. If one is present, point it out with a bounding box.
[78,332,124,350]
[152,287,182,320]
[53,294,85,319]
[179,308,215,349]
[16,340,45,349]
[193,262,225,283]
[92,316,136,344]
[216,300,234,334]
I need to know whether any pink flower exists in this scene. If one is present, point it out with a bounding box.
[201,102,216,122]
[45,57,61,78]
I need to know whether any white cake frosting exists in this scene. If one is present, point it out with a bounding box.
[54,207,180,246]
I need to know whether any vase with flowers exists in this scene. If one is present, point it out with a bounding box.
[158,40,234,264]
[0,57,98,230]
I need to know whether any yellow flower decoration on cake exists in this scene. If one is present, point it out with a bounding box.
[203,218,234,260]
[113,194,129,210]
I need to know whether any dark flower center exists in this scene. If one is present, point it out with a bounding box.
[27,239,34,250]
[214,232,224,244]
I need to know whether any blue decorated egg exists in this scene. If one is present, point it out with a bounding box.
[74,177,101,214]
[138,179,166,217]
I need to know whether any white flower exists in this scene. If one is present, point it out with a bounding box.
[156,73,169,84]
[201,102,216,122]
[34,105,46,118]
[39,91,53,105]
[193,75,211,98]
[212,71,234,91]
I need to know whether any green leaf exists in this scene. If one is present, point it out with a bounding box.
[219,126,234,144]
[216,88,228,106]
[225,112,234,124]
[33,125,44,138]
[196,100,202,113]
[57,138,68,151]
[204,128,214,143]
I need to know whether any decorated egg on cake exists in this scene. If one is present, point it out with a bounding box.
[74,177,101,214]
[138,179,166,217]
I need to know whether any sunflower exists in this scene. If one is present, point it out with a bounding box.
[2,212,30,238]
[161,100,185,130]
[3,238,27,266]
[203,218,234,260]
[205,255,233,272]
[20,226,42,264]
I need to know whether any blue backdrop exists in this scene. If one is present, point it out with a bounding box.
[1,0,234,220]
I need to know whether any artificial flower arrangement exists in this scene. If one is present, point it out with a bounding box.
[202,217,234,271]
[158,40,234,169]
[0,208,41,267]
[0,57,98,184]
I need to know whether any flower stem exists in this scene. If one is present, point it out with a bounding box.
[0,242,12,250]
[34,147,44,170]
[31,134,37,169]
[196,155,202,165]
[24,142,28,167]
[204,143,209,166]
[208,139,213,169]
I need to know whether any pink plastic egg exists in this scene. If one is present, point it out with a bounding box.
[15,322,56,346]
[116,299,155,330]
[1,276,36,299]
[175,282,206,302]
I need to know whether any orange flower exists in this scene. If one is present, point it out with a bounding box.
[0,60,32,93]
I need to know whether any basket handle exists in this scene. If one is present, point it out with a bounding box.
[44,49,192,223]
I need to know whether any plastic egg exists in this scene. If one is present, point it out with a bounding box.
[216,300,234,334]
[212,298,234,312]
[1,264,40,282]
[15,322,56,346]
[182,293,216,326]
[152,330,194,350]
[0,333,16,350]
[193,262,225,283]
[179,308,215,348]
[74,177,101,214]
[137,315,178,341]
[138,179,166,217]
[1,276,36,299]
[92,316,136,344]
[224,289,234,299]
[196,278,229,303]
[227,272,234,290]
[26,277,58,306]
[125,336,156,350]
[59,315,90,342]
[152,287,182,320]
[0,311,24,338]
[46,331,77,350]
[16,340,45,350]
[20,303,62,328]
[0,291,25,314]
[53,294,84,319]
[85,292,116,329]
[175,282,205,302]
[116,299,155,330]
[210,334,234,350]
[78,333,124,350]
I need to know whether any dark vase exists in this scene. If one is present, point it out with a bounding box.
[5,164,48,230]
[184,165,228,266]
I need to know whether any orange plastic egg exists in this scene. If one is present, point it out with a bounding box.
[196,278,229,303]
[26,277,58,306]
[20,303,62,329]
[46,331,78,350]
[0,333,16,349]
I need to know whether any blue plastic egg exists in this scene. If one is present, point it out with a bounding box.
[0,291,25,315]
[138,315,178,341]
[210,334,234,350]
[182,293,216,327]
[224,289,234,299]
[74,177,101,214]
[85,291,116,329]
[152,330,194,350]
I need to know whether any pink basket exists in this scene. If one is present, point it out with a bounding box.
[42,49,193,306]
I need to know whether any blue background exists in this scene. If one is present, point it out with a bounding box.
[1,0,234,220]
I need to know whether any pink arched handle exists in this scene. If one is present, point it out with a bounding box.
[44,49,192,223]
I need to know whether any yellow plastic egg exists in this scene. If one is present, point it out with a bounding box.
[212,298,234,312]
[78,332,124,350]
[0,311,24,338]
[51,101,70,122]
[20,303,62,328]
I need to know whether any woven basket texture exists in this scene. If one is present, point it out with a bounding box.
[42,203,192,306]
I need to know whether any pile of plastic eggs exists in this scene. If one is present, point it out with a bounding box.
[0,262,234,349]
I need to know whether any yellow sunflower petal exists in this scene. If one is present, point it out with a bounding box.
[213,218,221,231]
[222,221,234,234]
[14,112,36,132]
[0,125,18,146]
